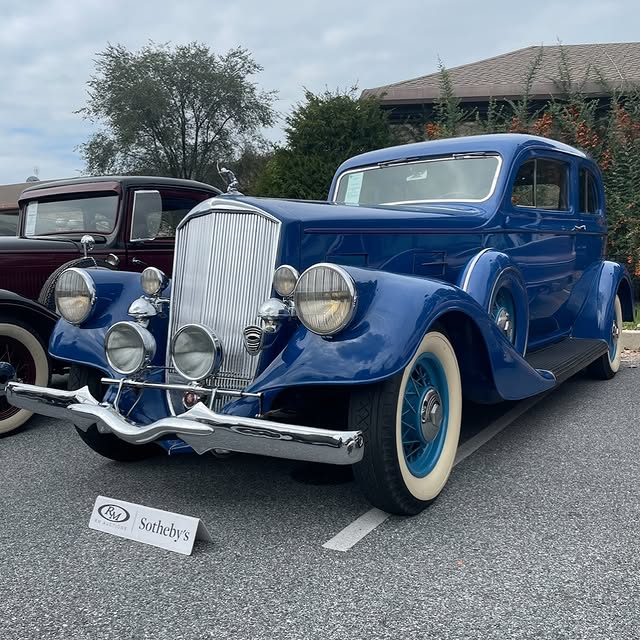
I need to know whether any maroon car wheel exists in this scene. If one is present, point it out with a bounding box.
[0,320,50,435]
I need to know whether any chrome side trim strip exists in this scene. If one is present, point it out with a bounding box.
[460,247,492,292]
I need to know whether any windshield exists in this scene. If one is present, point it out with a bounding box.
[23,194,118,237]
[333,155,502,206]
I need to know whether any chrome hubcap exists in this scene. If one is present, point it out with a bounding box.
[495,307,512,339]
[420,388,442,442]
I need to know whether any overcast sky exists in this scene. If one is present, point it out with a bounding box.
[1,0,638,184]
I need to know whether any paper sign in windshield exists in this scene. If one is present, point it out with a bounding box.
[344,172,363,204]
[25,202,38,236]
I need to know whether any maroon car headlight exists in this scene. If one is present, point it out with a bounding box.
[55,268,97,325]
[293,263,357,335]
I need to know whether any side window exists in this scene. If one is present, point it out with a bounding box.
[579,168,599,214]
[130,189,208,241]
[511,158,569,211]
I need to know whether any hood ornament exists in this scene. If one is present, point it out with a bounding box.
[217,162,242,195]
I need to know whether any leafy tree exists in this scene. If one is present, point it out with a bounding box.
[78,42,276,181]
[257,87,394,199]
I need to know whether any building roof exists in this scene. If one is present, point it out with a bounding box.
[362,43,640,105]
[0,182,32,211]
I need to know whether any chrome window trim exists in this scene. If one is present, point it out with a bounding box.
[331,154,503,205]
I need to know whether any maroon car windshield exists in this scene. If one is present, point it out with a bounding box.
[23,194,118,236]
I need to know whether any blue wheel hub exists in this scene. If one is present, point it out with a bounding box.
[401,353,449,477]
[492,288,515,343]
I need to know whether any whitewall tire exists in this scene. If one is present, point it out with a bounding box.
[0,319,50,435]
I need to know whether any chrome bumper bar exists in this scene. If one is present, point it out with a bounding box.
[0,381,364,465]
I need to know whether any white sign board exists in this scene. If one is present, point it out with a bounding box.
[89,495,212,555]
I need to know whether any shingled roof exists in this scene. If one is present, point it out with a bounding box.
[362,43,640,105]
[0,182,30,211]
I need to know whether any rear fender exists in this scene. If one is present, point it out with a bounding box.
[249,267,555,402]
[458,249,528,355]
[572,261,634,340]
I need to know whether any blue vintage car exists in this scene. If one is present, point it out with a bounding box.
[0,134,633,515]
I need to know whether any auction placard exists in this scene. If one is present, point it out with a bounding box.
[89,495,212,555]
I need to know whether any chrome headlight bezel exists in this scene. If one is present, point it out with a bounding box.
[171,323,223,382]
[293,263,357,336]
[140,266,169,297]
[54,267,97,325]
[105,321,156,375]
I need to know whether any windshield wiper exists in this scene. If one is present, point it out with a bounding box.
[451,152,494,158]
[376,156,422,168]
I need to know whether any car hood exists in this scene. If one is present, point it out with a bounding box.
[219,196,491,232]
[0,235,78,251]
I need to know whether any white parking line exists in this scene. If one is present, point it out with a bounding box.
[322,392,551,552]
[322,508,390,551]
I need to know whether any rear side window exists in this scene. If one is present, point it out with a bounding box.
[511,159,569,211]
[579,168,599,214]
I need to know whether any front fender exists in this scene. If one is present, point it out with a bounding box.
[48,270,170,376]
[249,267,555,402]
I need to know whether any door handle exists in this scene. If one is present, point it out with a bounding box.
[572,225,587,232]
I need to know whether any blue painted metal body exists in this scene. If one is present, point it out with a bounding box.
[47,134,633,433]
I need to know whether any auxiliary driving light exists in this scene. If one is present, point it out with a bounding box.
[141,266,169,297]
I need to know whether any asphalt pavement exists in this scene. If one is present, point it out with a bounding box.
[1,363,639,640]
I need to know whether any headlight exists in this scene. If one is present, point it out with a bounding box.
[171,324,223,381]
[141,267,168,296]
[294,263,357,335]
[273,265,299,297]
[55,268,96,325]
[105,321,156,375]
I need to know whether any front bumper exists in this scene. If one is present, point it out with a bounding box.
[0,381,364,465]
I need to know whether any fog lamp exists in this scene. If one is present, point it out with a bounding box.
[105,321,156,375]
[172,324,223,381]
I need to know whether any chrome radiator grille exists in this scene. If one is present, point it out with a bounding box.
[167,202,281,407]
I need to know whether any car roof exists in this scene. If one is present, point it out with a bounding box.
[19,175,220,200]
[336,133,587,174]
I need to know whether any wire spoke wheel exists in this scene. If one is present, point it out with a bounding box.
[401,354,448,477]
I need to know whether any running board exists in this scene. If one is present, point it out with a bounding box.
[525,338,609,383]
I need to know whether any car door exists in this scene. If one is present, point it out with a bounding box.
[503,150,578,348]
[124,187,215,275]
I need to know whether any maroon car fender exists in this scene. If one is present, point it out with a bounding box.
[0,289,58,345]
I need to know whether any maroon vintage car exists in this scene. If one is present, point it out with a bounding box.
[0,175,220,434]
